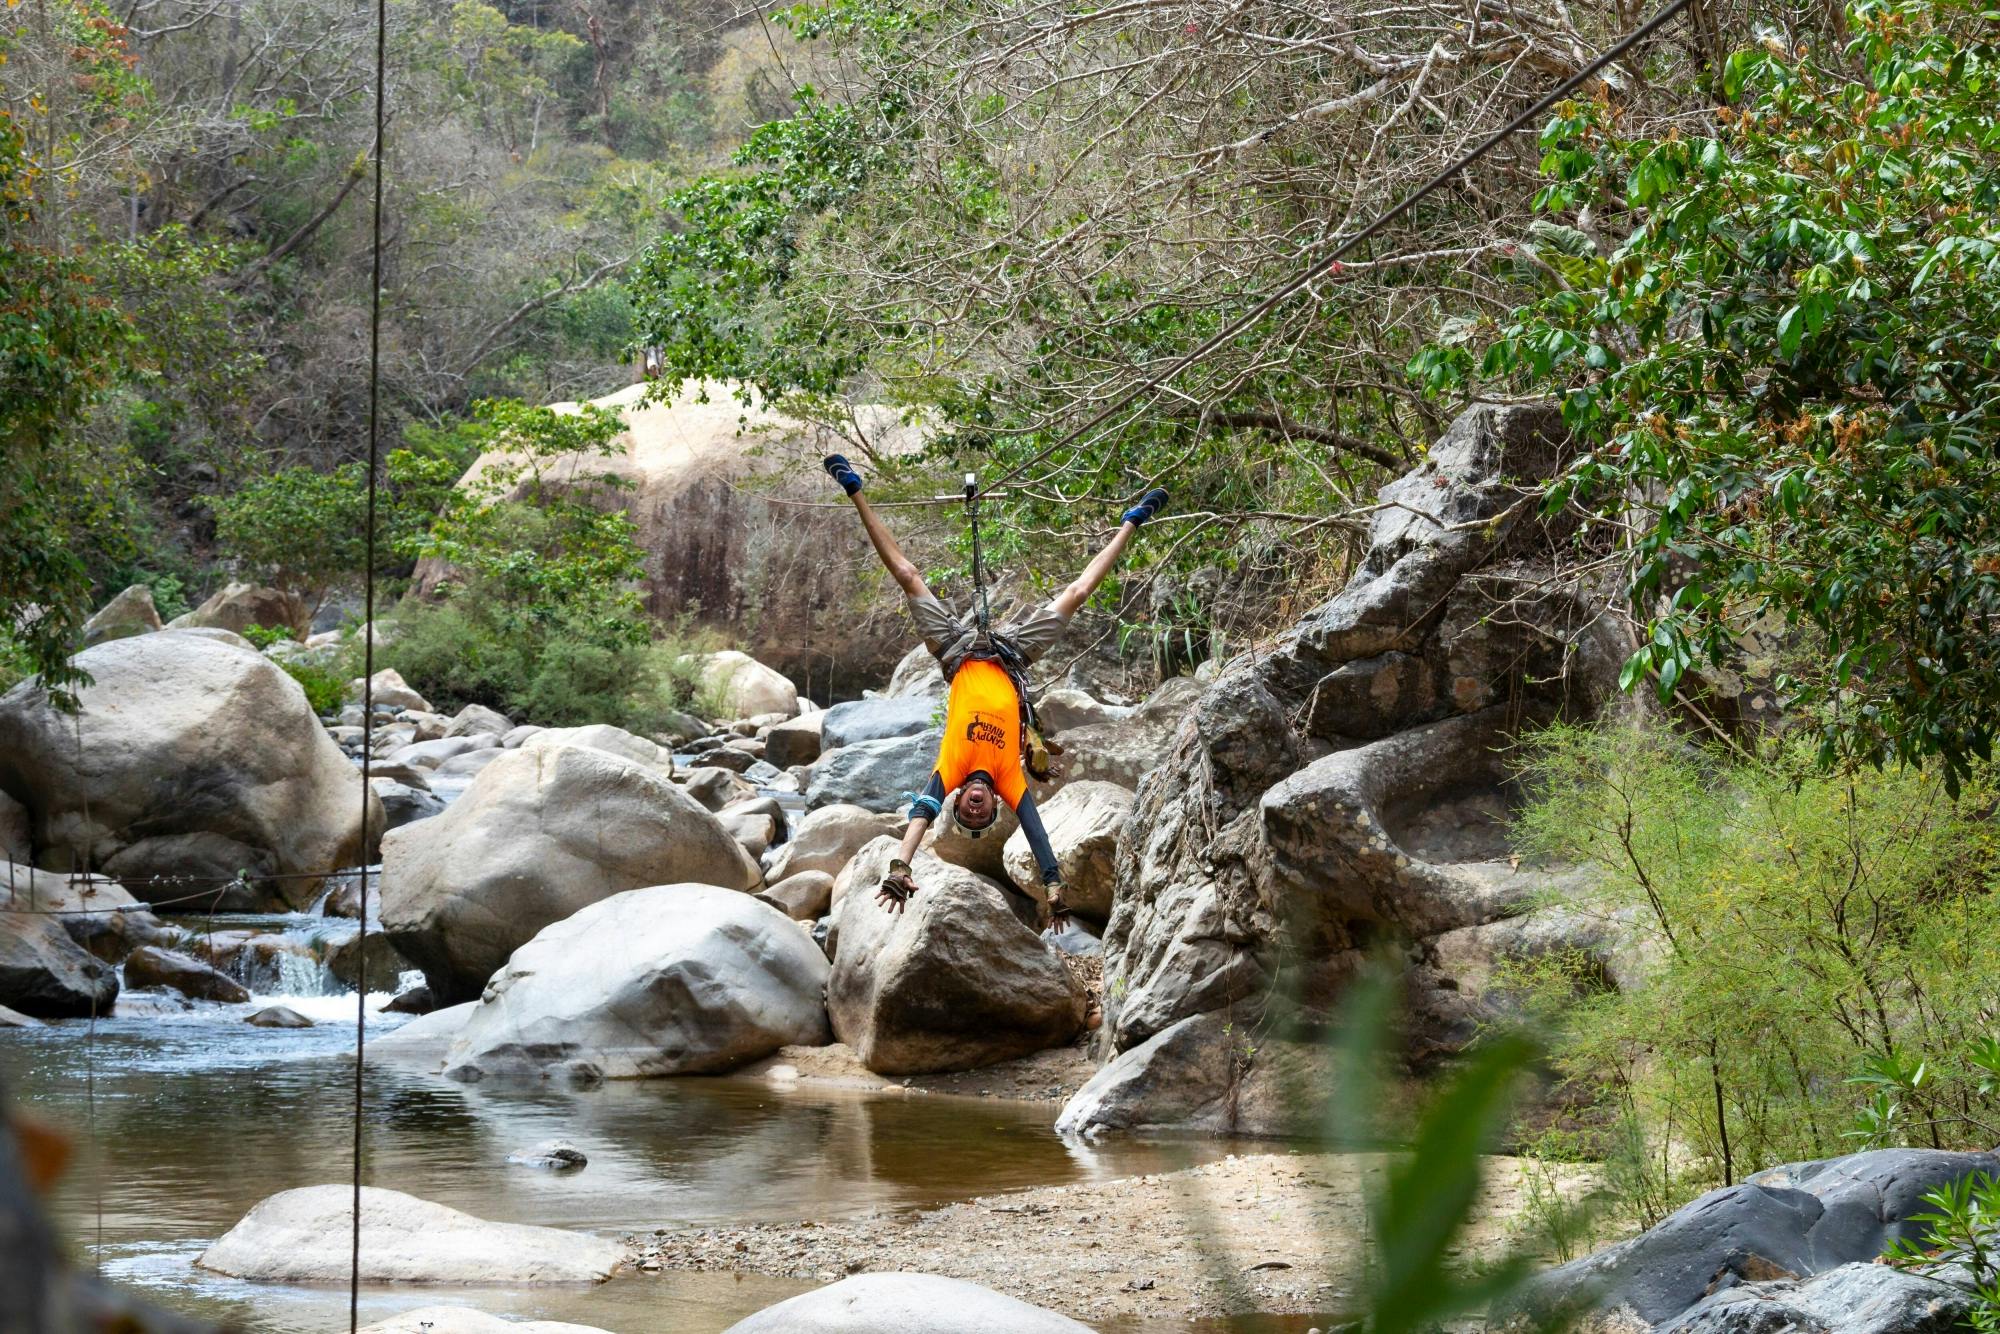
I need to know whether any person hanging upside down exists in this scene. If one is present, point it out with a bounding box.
[823,453,1168,921]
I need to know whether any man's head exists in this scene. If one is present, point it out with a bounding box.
[954,772,999,835]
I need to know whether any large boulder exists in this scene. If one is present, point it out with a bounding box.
[81,584,163,647]
[518,724,675,776]
[884,643,947,700]
[763,712,825,768]
[819,696,936,751]
[168,582,309,639]
[1659,1262,1970,1334]
[362,1310,611,1334]
[196,1185,624,1284]
[2,862,168,963]
[381,745,762,1002]
[759,870,834,921]
[1054,1011,1327,1139]
[696,650,799,720]
[1000,781,1132,919]
[443,704,511,739]
[1102,403,1627,1055]
[1505,1147,2000,1330]
[765,804,904,883]
[0,632,380,911]
[122,945,250,1004]
[0,792,29,865]
[0,906,119,1017]
[828,839,1083,1074]
[442,884,831,1083]
[805,732,940,813]
[346,668,430,713]
[722,1272,1092,1334]
[1050,675,1202,789]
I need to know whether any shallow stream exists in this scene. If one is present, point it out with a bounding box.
[0,989,1317,1332]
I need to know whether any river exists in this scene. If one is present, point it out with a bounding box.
[0,984,1318,1332]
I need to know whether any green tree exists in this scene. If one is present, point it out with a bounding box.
[1418,0,2000,790]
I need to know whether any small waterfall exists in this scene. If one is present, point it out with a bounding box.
[274,949,338,998]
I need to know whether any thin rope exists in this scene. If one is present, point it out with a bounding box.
[350,0,389,1317]
[968,0,1697,504]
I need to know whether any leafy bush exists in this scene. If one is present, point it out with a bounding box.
[1886,1172,2000,1330]
[278,655,350,717]
[1417,0,2000,792]
[1507,724,2000,1198]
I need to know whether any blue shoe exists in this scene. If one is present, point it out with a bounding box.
[1122,488,1168,526]
[823,454,864,496]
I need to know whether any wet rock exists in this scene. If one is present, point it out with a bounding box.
[370,779,445,830]
[384,984,435,1015]
[762,712,825,769]
[722,1272,1092,1333]
[1055,1011,1327,1139]
[443,884,831,1082]
[81,584,163,647]
[382,746,763,1003]
[758,871,834,921]
[1051,676,1201,789]
[361,1308,611,1334]
[828,839,1083,1074]
[367,1001,476,1068]
[1505,1147,2000,1330]
[765,804,903,884]
[0,632,382,912]
[246,1005,313,1029]
[323,931,410,992]
[508,1141,588,1171]
[682,766,756,811]
[695,650,799,720]
[346,668,430,714]
[805,731,941,814]
[518,724,676,776]
[0,1003,42,1027]
[196,1185,624,1283]
[443,704,512,739]
[167,582,309,639]
[1000,781,1132,920]
[820,695,937,751]
[0,908,119,1017]
[123,946,251,1004]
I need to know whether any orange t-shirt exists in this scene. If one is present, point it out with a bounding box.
[934,659,1028,808]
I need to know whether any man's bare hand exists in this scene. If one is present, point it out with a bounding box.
[878,860,919,914]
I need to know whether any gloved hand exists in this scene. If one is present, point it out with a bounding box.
[823,454,864,497]
[1046,882,1073,928]
[1121,487,1169,527]
[877,858,919,914]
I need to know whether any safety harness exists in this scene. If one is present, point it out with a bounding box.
[943,472,1061,783]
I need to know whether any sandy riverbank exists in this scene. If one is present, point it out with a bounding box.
[630,1151,1588,1327]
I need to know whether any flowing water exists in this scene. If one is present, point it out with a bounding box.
[0,986,1318,1332]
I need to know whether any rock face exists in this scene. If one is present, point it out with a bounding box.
[169,582,309,639]
[442,884,831,1083]
[1660,1262,1969,1334]
[195,1185,624,1284]
[698,650,800,720]
[1051,676,1202,789]
[0,632,380,911]
[806,732,941,813]
[820,696,937,750]
[1,862,167,965]
[122,946,250,1004]
[828,839,1083,1074]
[1102,403,1626,1056]
[0,791,25,864]
[81,584,163,646]
[381,746,762,1003]
[763,804,903,883]
[722,1272,1093,1334]
[1000,781,1132,920]
[1506,1147,2000,1330]
[1054,1011,1327,1139]
[0,906,119,1017]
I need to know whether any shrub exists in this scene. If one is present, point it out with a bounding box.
[1507,724,2000,1199]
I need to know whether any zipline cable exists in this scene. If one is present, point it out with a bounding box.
[971,0,1698,504]
[350,0,389,1318]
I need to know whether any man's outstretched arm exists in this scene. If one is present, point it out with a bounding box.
[1049,488,1168,620]
[877,773,944,914]
[825,455,930,601]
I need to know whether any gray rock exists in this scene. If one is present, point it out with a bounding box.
[384,984,434,1014]
[1000,780,1132,920]
[2,863,166,965]
[1506,1147,2000,1329]
[0,632,381,912]
[346,668,430,713]
[828,839,1083,1074]
[424,746,507,802]
[499,724,544,748]
[694,745,756,773]
[0,907,119,1017]
[323,931,410,992]
[682,765,755,811]
[1052,675,1202,789]
[371,779,445,829]
[1054,1010,1327,1139]
[387,735,490,771]
[0,789,25,864]
[762,713,825,769]
[168,582,309,639]
[518,724,674,775]
[508,1141,587,1171]
[1663,1261,1972,1334]
[123,946,251,1004]
[721,1272,1092,1333]
[246,1005,313,1029]
[758,871,834,921]
[443,704,512,739]
[885,643,948,700]
[820,696,938,751]
[360,1307,610,1333]
[0,1003,43,1027]
[81,584,163,647]
[806,731,941,813]
[1034,682,1133,735]
[693,650,799,719]
[442,884,830,1082]
[381,746,762,1003]
[766,804,904,885]
[366,1001,476,1068]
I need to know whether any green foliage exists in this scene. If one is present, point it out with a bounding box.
[211,466,371,609]
[276,654,350,717]
[1885,1173,2000,1330]
[1509,723,2000,1195]
[1420,0,2000,792]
